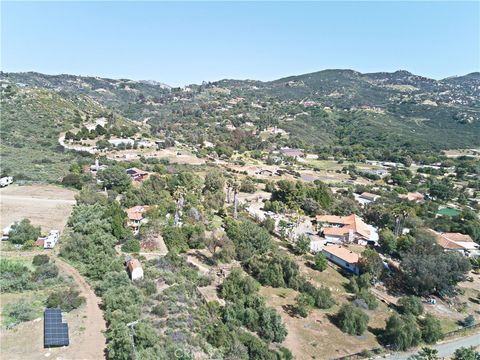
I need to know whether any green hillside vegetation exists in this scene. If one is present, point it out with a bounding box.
[1,69,479,182]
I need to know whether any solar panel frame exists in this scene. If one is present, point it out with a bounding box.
[44,309,69,347]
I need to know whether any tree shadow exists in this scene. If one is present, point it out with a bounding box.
[282,304,299,318]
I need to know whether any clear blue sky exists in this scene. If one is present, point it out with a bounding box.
[1,1,479,86]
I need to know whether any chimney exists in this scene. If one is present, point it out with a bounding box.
[95,158,99,171]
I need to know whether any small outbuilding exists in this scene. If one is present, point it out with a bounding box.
[126,257,144,281]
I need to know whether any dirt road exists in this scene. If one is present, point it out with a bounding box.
[1,251,107,360]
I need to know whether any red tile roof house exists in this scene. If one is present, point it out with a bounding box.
[322,245,360,274]
[316,214,379,246]
[428,229,480,257]
[126,206,150,235]
[126,168,149,182]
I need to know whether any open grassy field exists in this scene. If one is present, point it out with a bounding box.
[0,184,76,232]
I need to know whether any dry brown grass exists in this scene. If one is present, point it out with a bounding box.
[0,184,76,232]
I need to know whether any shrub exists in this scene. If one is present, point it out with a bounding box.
[32,254,50,266]
[3,300,38,324]
[356,289,378,310]
[121,239,141,253]
[335,303,369,335]
[398,296,424,316]
[420,313,443,344]
[9,219,41,245]
[45,288,85,312]
[312,252,328,271]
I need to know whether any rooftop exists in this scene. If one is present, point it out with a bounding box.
[323,245,359,264]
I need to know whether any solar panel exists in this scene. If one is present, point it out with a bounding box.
[44,309,69,347]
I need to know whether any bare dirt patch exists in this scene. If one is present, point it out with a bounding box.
[0,185,76,232]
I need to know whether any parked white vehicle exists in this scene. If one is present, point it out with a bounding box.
[0,176,13,187]
[44,230,60,249]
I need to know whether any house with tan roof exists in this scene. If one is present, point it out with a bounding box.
[398,192,424,202]
[126,205,150,235]
[428,229,479,257]
[322,245,360,274]
[316,214,379,245]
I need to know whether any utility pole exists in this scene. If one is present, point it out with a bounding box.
[126,320,139,360]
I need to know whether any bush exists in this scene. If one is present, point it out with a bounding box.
[122,239,141,253]
[398,296,424,316]
[32,254,50,266]
[45,288,85,312]
[312,252,328,271]
[382,314,421,351]
[420,313,443,344]
[356,289,378,310]
[3,300,38,324]
[9,219,41,245]
[335,303,369,335]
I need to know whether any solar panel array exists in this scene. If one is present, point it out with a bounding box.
[44,309,69,347]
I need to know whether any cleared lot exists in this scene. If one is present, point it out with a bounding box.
[0,185,76,232]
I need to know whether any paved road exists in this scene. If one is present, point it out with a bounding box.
[383,332,480,359]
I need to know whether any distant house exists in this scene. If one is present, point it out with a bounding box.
[356,192,381,206]
[44,230,60,249]
[322,245,360,274]
[316,214,378,245]
[126,257,144,281]
[256,169,274,176]
[398,192,424,202]
[280,148,305,159]
[126,206,150,235]
[126,168,149,182]
[428,229,479,257]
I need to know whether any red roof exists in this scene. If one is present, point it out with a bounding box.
[126,206,150,221]
[317,214,371,239]
[323,245,359,264]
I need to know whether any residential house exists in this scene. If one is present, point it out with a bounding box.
[125,257,144,281]
[126,168,149,182]
[398,192,424,202]
[316,214,379,245]
[280,148,305,159]
[356,192,381,206]
[428,229,480,257]
[322,245,360,274]
[126,206,150,235]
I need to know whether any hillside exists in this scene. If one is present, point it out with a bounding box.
[1,69,479,181]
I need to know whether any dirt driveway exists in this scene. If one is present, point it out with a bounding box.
[0,252,107,360]
[0,184,76,232]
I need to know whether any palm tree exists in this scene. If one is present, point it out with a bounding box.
[226,178,234,203]
[174,187,185,226]
[232,180,239,219]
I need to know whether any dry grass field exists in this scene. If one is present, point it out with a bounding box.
[0,184,76,232]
